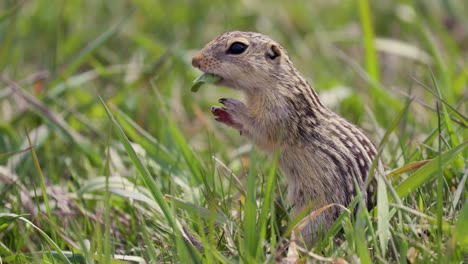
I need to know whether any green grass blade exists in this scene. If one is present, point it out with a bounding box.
[355,207,372,264]
[0,13,16,70]
[451,166,467,216]
[454,203,468,247]
[99,98,177,229]
[453,63,468,95]
[419,24,453,102]
[110,105,177,165]
[395,141,468,199]
[0,147,32,160]
[48,16,129,89]
[358,0,380,83]
[137,213,159,261]
[166,117,205,185]
[0,213,72,264]
[0,214,24,232]
[243,148,258,260]
[413,77,468,127]
[26,133,54,227]
[100,97,200,261]
[257,149,279,258]
[431,72,460,148]
[0,1,23,22]
[103,130,112,264]
[436,103,444,261]
[167,195,229,224]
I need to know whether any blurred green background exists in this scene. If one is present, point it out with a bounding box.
[1,0,466,138]
[0,0,467,262]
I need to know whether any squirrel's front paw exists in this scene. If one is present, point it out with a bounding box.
[211,98,247,131]
[218,98,243,108]
[218,98,248,116]
[211,106,243,130]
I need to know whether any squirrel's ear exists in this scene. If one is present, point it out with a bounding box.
[267,44,281,60]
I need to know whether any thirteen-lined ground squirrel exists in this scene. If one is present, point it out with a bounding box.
[191,31,384,245]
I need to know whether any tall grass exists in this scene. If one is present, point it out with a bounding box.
[1,0,466,262]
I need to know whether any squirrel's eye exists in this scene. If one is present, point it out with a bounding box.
[227,42,247,55]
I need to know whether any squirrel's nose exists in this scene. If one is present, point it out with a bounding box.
[192,53,202,68]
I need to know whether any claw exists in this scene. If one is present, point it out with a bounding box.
[211,99,244,131]
[210,105,241,129]
[211,106,226,115]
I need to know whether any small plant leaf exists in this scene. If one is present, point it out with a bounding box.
[191,73,222,92]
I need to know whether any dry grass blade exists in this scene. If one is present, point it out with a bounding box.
[285,234,299,264]
[0,146,32,160]
[395,141,468,199]
[293,203,349,235]
[387,160,432,179]
[375,38,432,64]
[296,245,349,264]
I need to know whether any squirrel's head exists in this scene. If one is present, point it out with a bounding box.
[192,31,297,94]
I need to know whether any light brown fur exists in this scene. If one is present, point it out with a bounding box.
[192,31,384,245]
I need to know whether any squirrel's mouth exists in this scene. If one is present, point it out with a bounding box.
[191,73,223,92]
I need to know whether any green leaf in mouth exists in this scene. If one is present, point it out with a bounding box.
[191,73,222,92]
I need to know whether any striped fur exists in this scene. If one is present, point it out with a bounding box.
[192,31,384,245]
